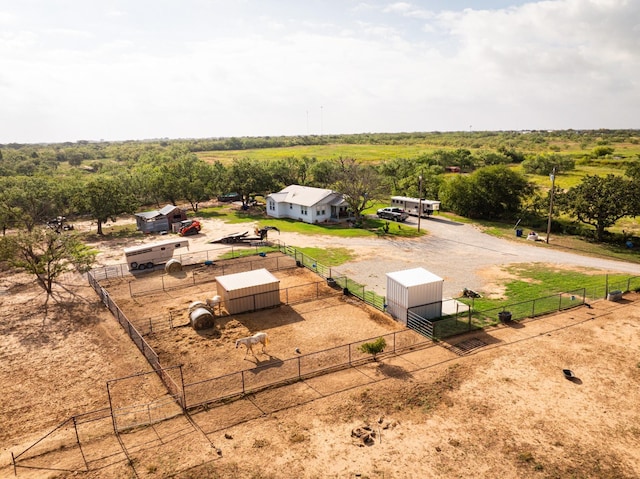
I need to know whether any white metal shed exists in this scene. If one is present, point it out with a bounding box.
[215,268,280,314]
[386,267,443,324]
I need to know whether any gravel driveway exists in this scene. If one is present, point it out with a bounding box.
[279,215,640,298]
[96,214,640,300]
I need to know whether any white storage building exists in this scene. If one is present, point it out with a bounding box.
[386,267,443,324]
[215,268,280,314]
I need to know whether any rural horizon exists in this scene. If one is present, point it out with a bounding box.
[3,127,640,147]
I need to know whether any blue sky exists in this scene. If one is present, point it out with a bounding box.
[1,0,638,143]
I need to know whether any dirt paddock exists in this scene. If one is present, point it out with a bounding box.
[3,258,640,478]
[102,264,407,383]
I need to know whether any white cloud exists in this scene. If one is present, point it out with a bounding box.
[0,0,638,143]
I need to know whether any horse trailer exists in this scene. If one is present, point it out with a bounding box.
[390,196,441,218]
[123,239,188,271]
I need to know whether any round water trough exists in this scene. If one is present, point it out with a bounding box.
[190,307,214,330]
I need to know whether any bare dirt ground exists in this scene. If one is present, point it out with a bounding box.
[2,213,640,478]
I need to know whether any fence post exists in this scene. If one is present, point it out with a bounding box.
[241,370,246,395]
[532,298,536,318]
[107,381,117,433]
[348,343,352,366]
[558,293,563,311]
[297,356,301,379]
[179,365,186,410]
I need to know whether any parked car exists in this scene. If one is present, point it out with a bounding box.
[217,192,242,202]
[377,207,409,222]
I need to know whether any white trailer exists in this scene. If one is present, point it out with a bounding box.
[390,196,440,218]
[123,239,188,271]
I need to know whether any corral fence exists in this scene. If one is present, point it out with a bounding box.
[91,242,283,282]
[131,279,343,335]
[408,289,587,340]
[407,275,640,340]
[89,266,431,411]
[182,328,432,409]
[10,407,112,475]
[88,271,184,408]
[276,242,387,311]
[106,367,185,433]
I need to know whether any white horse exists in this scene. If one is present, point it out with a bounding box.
[235,332,269,358]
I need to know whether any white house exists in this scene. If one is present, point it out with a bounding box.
[266,185,350,224]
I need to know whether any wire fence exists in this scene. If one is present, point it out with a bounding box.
[91,242,283,282]
[276,242,387,311]
[407,275,640,340]
[182,328,431,408]
[129,279,342,335]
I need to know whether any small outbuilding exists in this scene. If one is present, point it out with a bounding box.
[386,267,443,324]
[215,268,280,314]
[135,204,187,234]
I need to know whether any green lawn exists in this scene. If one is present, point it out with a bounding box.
[462,264,633,311]
[291,247,354,266]
[196,204,423,239]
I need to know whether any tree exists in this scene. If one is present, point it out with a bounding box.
[75,175,138,235]
[561,174,636,242]
[358,337,386,361]
[332,158,384,224]
[268,156,314,189]
[228,158,274,205]
[6,228,97,303]
[439,165,532,219]
[0,176,59,231]
[522,153,575,175]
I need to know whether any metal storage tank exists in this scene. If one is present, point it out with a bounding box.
[215,268,280,314]
[386,267,443,324]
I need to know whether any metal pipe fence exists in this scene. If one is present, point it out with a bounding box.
[183,328,433,409]
[276,242,387,311]
[92,243,282,281]
[408,288,590,340]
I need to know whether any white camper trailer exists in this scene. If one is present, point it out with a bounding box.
[390,196,441,218]
[123,239,188,271]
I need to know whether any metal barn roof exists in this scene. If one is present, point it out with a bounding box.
[215,268,279,292]
[386,267,443,287]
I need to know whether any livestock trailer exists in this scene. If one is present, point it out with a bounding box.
[123,239,188,271]
[386,267,443,324]
[215,268,280,314]
[390,196,440,217]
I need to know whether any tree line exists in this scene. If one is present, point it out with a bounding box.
[1,131,640,301]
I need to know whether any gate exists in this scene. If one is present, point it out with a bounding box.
[407,310,434,339]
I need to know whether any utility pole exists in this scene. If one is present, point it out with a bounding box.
[418,174,423,233]
[546,167,556,244]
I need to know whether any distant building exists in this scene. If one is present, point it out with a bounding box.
[265,185,349,224]
[135,204,187,234]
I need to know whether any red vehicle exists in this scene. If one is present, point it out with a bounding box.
[178,220,201,236]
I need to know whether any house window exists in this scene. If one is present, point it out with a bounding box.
[268,201,275,211]
[301,207,308,215]
[289,204,293,209]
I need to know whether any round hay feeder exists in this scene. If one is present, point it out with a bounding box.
[165,258,183,274]
[190,307,214,330]
[188,300,209,313]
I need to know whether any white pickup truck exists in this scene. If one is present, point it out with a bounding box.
[376,207,409,222]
